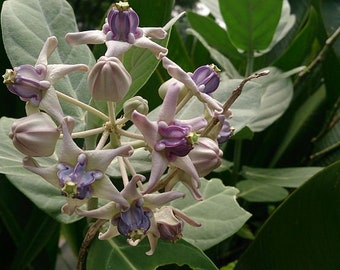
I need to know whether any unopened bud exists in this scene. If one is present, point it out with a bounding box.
[9,112,60,157]
[158,78,188,102]
[123,96,149,120]
[191,64,220,94]
[189,137,222,177]
[88,56,132,102]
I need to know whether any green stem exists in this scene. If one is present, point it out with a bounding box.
[56,90,108,121]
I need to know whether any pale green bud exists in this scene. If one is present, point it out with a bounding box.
[123,96,149,120]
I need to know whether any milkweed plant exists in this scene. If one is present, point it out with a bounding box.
[1,0,339,269]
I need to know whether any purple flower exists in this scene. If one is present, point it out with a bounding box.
[2,36,88,122]
[162,57,224,113]
[77,174,185,255]
[23,116,133,215]
[131,82,206,195]
[65,2,184,59]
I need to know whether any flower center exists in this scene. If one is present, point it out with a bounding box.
[104,1,143,43]
[57,153,103,199]
[2,69,16,84]
[155,121,198,161]
[116,200,151,241]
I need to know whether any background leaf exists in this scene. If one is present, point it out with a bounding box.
[219,0,283,51]
[86,236,218,270]
[171,178,251,250]
[235,161,340,270]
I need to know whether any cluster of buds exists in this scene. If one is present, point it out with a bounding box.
[2,1,238,255]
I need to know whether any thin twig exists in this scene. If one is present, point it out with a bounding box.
[77,219,107,270]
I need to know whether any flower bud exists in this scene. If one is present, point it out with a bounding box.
[190,64,220,94]
[88,56,132,102]
[158,78,188,102]
[188,137,223,177]
[9,112,60,157]
[2,64,50,106]
[123,96,149,120]
[104,1,143,44]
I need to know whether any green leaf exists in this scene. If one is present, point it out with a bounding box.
[235,161,340,270]
[219,0,283,51]
[274,7,319,70]
[269,85,327,166]
[11,208,59,269]
[236,180,289,202]
[186,11,242,63]
[86,236,218,270]
[1,0,95,129]
[247,67,299,132]
[0,117,80,224]
[171,178,251,250]
[243,166,323,188]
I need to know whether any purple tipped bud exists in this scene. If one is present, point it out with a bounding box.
[2,64,50,106]
[188,137,223,177]
[191,64,220,94]
[9,112,60,157]
[217,116,233,144]
[104,2,143,43]
[88,56,131,102]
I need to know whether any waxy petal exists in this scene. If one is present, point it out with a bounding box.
[158,82,180,123]
[36,36,58,66]
[143,190,185,209]
[65,30,106,45]
[142,151,168,194]
[121,174,145,204]
[23,156,59,188]
[131,111,158,147]
[77,201,118,220]
[92,175,129,208]
[134,36,168,59]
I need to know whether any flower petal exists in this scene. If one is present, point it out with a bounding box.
[131,111,158,147]
[99,222,120,240]
[65,30,106,45]
[105,40,132,57]
[23,156,59,188]
[36,36,58,66]
[76,201,118,220]
[142,151,168,194]
[143,190,185,209]
[158,82,180,123]
[46,64,88,84]
[92,175,129,208]
[134,36,168,59]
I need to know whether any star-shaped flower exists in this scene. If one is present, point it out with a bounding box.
[2,36,88,122]
[77,174,185,255]
[23,116,133,215]
[162,57,225,114]
[131,82,207,196]
[65,2,183,59]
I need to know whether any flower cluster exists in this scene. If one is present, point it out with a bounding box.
[3,1,236,255]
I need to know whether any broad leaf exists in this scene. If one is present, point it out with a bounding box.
[235,161,340,270]
[243,166,323,188]
[237,180,289,202]
[247,67,301,132]
[171,178,251,250]
[219,0,283,51]
[86,236,218,270]
[1,0,95,130]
